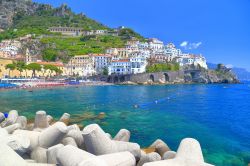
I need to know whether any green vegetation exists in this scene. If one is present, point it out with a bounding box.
[26,63,42,77]
[5,63,16,76]
[40,35,126,62]
[146,63,180,73]
[103,67,109,75]
[119,28,145,41]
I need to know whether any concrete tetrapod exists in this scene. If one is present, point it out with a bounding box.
[162,151,176,160]
[150,139,171,157]
[47,144,64,164]
[47,115,54,124]
[13,130,41,151]
[39,122,68,148]
[78,151,136,166]
[143,138,214,166]
[113,129,131,142]
[82,124,141,160]
[16,116,28,129]
[31,147,47,163]
[0,143,27,166]
[66,124,84,147]
[34,111,49,129]
[137,152,161,166]
[59,113,70,125]
[4,123,21,134]
[56,145,95,166]
[61,137,78,147]
[3,134,30,156]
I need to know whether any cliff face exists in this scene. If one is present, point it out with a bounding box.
[0,0,39,29]
[185,69,240,84]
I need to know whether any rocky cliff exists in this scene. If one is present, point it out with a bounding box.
[0,0,40,29]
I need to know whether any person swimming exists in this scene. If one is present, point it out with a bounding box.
[133,104,139,108]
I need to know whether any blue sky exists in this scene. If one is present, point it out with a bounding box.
[34,0,250,70]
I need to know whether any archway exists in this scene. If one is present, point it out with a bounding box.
[107,76,112,83]
[150,74,155,82]
[164,73,170,82]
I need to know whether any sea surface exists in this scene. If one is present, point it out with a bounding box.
[0,83,250,165]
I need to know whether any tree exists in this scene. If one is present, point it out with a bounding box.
[5,63,16,78]
[15,61,26,77]
[26,63,41,78]
[103,67,108,75]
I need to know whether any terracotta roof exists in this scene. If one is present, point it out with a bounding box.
[37,62,64,67]
[112,59,130,62]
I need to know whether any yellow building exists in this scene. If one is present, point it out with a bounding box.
[0,58,65,78]
[65,55,95,76]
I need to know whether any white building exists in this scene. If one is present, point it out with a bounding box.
[108,59,131,75]
[92,54,112,74]
[148,38,164,51]
[130,52,148,74]
[175,54,208,69]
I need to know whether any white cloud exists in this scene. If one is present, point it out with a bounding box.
[180,41,188,47]
[226,64,234,68]
[180,41,202,50]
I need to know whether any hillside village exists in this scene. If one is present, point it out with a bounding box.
[0,33,207,78]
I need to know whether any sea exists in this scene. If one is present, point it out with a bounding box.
[0,83,249,165]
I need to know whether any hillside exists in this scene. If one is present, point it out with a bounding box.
[0,0,144,62]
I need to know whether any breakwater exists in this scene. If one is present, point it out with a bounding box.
[0,110,213,166]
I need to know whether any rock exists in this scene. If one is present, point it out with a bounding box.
[31,147,47,163]
[34,111,49,129]
[82,124,141,160]
[39,122,68,148]
[16,116,27,129]
[150,139,170,157]
[113,129,130,142]
[59,113,70,125]
[163,151,176,160]
[97,112,106,119]
[0,143,27,166]
[47,144,64,164]
[137,152,161,166]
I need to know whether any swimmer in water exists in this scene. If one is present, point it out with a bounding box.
[155,100,158,104]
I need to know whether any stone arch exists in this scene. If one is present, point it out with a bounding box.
[107,76,112,83]
[150,74,155,82]
[164,73,170,82]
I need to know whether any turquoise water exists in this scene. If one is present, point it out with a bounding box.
[0,84,250,165]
